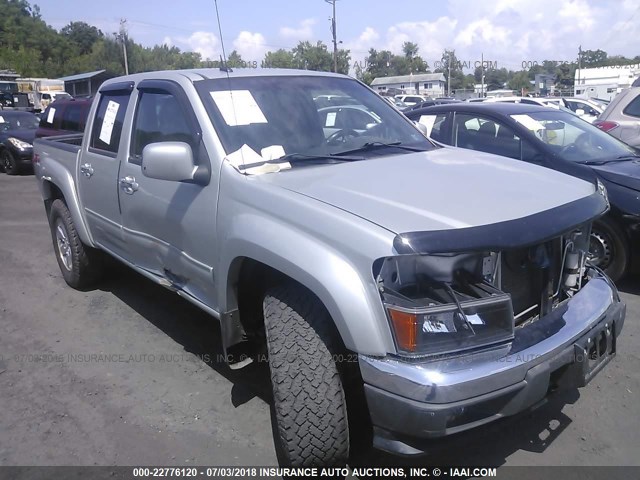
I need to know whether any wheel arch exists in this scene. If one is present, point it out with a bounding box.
[219,232,393,358]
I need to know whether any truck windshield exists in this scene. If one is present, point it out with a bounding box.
[195,75,435,164]
[0,82,19,94]
[510,110,638,163]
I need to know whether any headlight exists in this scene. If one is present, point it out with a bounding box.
[376,253,515,356]
[596,178,609,209]
[8,137,32,150]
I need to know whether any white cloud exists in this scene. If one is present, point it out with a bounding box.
[353,0,640,73]
[383,17,459,60]
[280,18,316,40]
[233,31,268,61]
[184,31,221,61]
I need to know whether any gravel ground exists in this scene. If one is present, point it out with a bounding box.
[0,173,638,471]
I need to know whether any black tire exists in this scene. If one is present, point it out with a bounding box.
[1,149,19,175]
[49,199,103,289]
[590,216,629,282]
[263,283,349,466]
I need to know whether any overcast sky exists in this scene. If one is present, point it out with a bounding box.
[33,0,640,71]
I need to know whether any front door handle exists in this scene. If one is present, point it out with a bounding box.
[80,163,94,177]
[119,176,139,195]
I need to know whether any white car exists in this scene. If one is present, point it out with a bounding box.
[394,94,428,106]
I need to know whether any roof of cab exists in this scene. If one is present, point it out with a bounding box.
[99,68,348,87]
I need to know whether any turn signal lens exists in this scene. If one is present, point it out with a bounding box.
[388,309,418,352]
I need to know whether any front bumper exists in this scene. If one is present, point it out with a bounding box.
[360,275,625,455]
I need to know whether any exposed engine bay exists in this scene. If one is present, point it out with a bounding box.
[376,223,594,356]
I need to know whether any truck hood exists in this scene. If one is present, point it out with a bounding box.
[262,147,596,234]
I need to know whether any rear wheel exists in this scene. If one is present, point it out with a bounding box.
[589,217,629,282]
[1,150,19,175]
[263,283,350,466]
[49,199,104,289]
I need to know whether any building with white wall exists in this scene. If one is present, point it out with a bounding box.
[371,73,446,97]
[574,65,640,101]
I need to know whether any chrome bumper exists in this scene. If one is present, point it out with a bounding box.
[359,275,625,455]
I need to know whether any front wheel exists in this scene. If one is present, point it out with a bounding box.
[589,217,629,282]
[1,150,19,175]
[49,199,104,289]
[263,283,350,466]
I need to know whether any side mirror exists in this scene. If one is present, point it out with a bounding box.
[142,142,196,182]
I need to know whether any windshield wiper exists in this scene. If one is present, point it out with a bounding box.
[331,141,428,156]
[579,155,640,166]
[237,152,365,171]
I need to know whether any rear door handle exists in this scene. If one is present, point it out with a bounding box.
[80,163,94,177]
[119,176,139,195]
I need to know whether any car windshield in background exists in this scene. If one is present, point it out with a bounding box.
[510,110,638,163]
[195,75,434,165]
[0,113,40,131]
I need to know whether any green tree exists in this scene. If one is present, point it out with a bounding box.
[581,49,607,67]
[262,49,295,68]
[292,41,333,72]
[61,21,103,55]
[508,71,531,91]
[225,50,244,68]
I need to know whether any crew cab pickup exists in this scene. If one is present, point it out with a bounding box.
[33,69,625,466]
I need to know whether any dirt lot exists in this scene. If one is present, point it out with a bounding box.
[1,173,639,470]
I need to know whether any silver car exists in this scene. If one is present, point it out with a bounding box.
[595,87,640,148]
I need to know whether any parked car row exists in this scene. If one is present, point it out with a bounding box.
[406,101,640,281]
[0,96,91,175]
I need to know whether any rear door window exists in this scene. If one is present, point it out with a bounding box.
[454,113,522,160]
[39,105,62,129]
[623,93,640,118]
[89,91,131,154]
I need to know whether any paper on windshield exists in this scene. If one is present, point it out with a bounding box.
[325,112,337,127]
[46,107,56,124]
[511,114,545,132]
[210,90,268,126]
[99,101,120,145]
[261,145,286,160]
[418,115,437,136]
[225,144,291,175]
[0,116,4,123]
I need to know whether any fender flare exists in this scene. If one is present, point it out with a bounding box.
[218,215,393,357]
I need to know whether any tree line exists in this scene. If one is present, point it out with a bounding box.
[1,0,638,94]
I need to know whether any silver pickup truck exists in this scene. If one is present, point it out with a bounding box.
[33,69,625,466]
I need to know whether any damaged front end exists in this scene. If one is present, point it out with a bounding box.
[375,188,612,358]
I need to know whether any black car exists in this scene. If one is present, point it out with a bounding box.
[0,111,40,175]
[405,102,640,281]
[403,97,462,112]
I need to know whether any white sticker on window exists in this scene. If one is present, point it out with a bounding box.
[47,107,56,124]
[325,112,337,127]
[99,100,120,144]
[418,115,437,136]
[0,116,4,123]
[210,90,267,126]
[511,114,545,132]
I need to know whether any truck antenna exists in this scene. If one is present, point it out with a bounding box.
[214,0,232,72]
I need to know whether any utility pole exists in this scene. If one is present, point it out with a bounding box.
[325,0,338,73]
[119,18,129,75]
[447,51,451,96]
[577,45,582,94]
[481,52,485,98]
